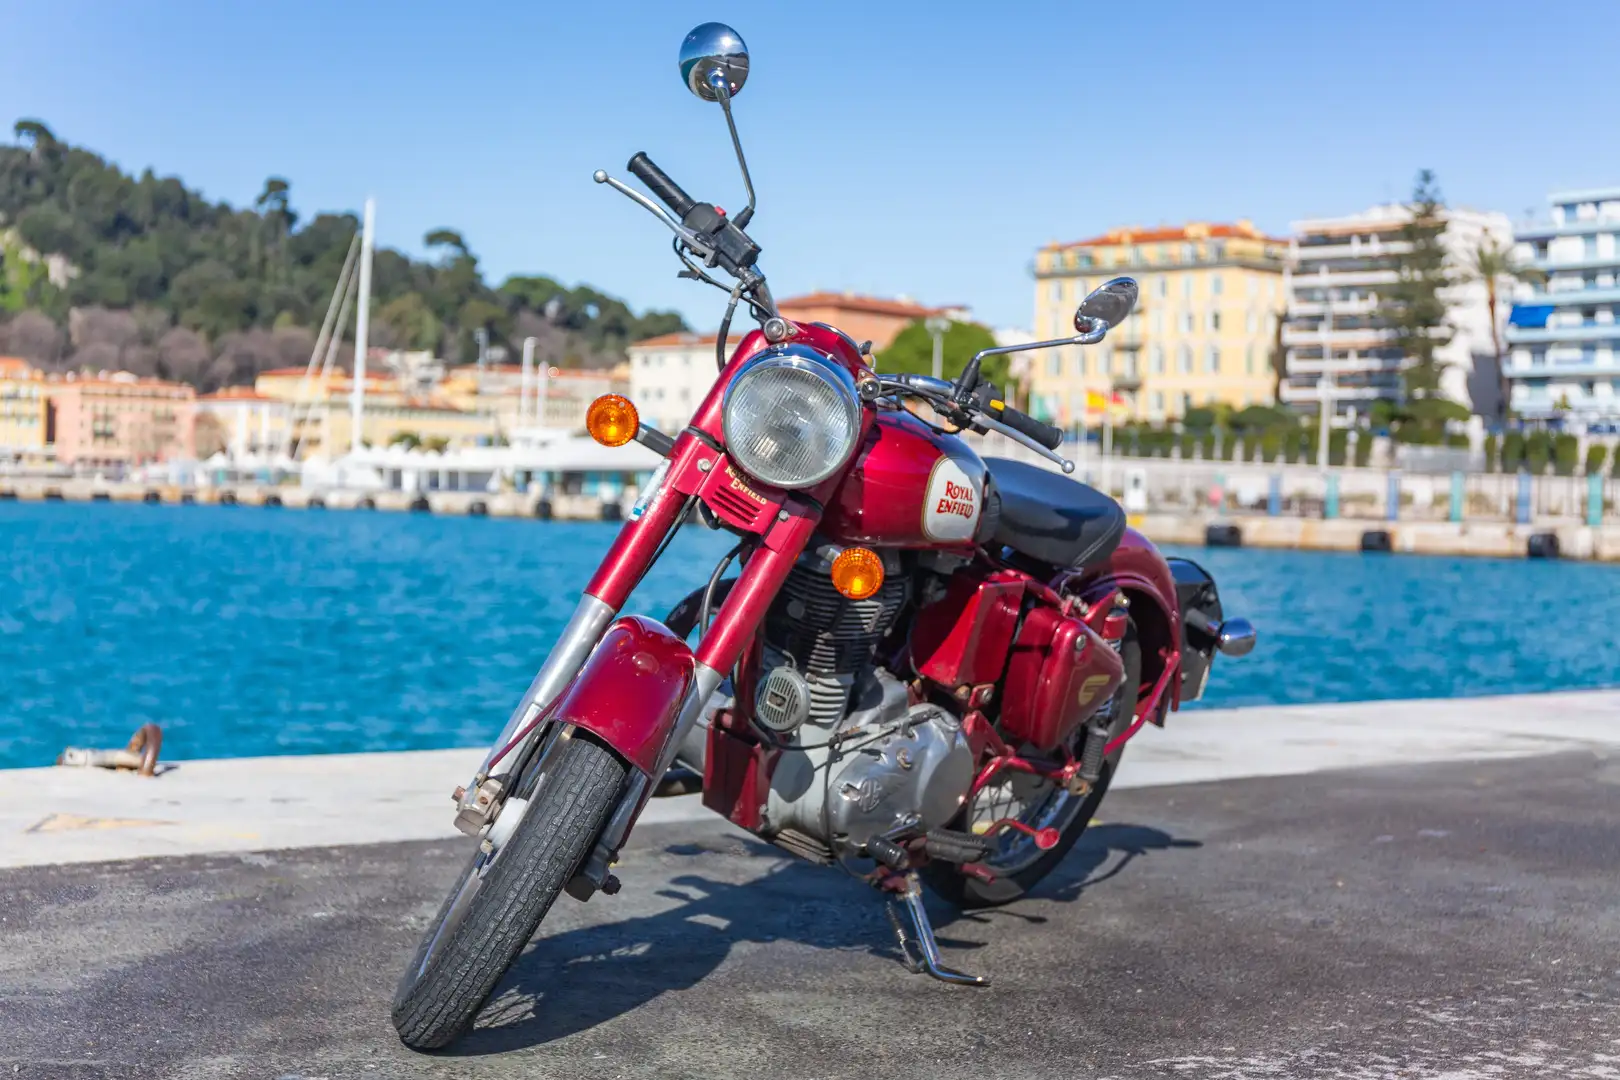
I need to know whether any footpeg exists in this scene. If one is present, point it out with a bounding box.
[884,873,989,987]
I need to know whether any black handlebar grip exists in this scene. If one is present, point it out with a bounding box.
[988,399,1065,451]
[627,152,697,219]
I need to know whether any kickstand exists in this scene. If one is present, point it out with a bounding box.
[883,873,989,987]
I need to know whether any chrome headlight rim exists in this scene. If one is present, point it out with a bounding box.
[721,345,863,490]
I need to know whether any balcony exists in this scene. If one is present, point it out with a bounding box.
[1290,268,1399,288]
[1287,296,1380,317]
[1506,323,1620,345]
[1504,357,1619,379]
[1514,218,1620,241]
[1280,324,1396,348]
[1290,239,1411,262]
[1286,353,1402,374]
[1279,382,1387,403]
[1513,285,1620,307]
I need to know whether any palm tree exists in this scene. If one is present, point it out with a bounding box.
[1460,236,1545,423]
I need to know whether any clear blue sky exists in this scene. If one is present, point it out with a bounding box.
[4,0,1617,331]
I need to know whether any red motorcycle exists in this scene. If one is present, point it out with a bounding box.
[393,22,1256,1050]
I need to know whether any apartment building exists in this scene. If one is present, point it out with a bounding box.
[627,332,742,433]
[47,372,196,467]
[0,357,49,462]
[1030,221,1286,426]
[1504,187,1620,426]
[1281,204,1510,417]
[776,292,967,354]
[195,387,292,459]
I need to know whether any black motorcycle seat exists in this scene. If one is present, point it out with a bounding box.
[983,456,1126,569]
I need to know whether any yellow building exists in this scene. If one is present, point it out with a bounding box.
[1029,221,1286,426]
[0,357,49,461]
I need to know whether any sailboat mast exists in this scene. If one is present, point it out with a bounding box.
[350,197,375,454]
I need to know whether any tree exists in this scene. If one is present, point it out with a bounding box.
[877,319,1006,393]
[1458,236,1544,422]
[194,412,229,458]
[1584,443,1608,476]
[424,229,469,258]
[0,119,685,390]
[1386,170,1453,404]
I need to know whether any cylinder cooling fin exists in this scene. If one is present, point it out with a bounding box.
[760,546,908,726]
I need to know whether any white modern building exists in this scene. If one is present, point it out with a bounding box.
[1281,204,1511,418]
[1504,187,1620,428]
[195,388,293,460]
[627,332,742,434]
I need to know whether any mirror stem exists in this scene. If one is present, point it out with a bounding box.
[713,80,757,228]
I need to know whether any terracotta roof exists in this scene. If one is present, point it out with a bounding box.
[776,292,953,319]
[1052,221,1284,249]
[199,387,272,402]
[0,357,34,375]
[630,332,744,349]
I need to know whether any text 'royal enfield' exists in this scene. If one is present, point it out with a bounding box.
[392,23,1257,1050]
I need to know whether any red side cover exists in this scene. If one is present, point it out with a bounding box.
[999,608,1125,752]
[550,615,695,777]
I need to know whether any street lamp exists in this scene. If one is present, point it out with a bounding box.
[925,315,951,380]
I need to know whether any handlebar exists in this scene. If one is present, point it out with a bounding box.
[983,398,1064,451]
[627,152,697,219]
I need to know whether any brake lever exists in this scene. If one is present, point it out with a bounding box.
[594,169,710,253]
[974,412,1076,474]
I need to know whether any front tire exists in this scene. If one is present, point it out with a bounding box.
[925,622,1142,909]
[392,734,628,1050]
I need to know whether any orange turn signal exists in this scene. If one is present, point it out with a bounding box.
[830,546,884,600]
[586,394,639,447]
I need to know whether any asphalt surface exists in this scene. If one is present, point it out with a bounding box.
[2,750,1618,1080]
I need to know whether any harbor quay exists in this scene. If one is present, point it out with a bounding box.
[5,690,1619,1076]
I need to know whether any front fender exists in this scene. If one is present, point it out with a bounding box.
[551,615,695,776]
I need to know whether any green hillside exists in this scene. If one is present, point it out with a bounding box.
[0,119,684,389]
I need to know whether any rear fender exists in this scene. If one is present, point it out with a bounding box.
[1063,528,1181,714]
[550,615,695,776]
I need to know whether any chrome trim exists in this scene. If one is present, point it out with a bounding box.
[651,661,726,783]
[721,345,863,489]
[1215,616,1257,657]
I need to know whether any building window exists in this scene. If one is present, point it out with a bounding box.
[1152,391,1164,412]
[1152,311,1164,333]
[1180,311,1194,333]
[1074,349,1086,376]
[1047,354,1061,376]
[1246,344,1257,374]
[1181,392,1193,413]
[1247,310,1257,333]
[1181,243,1196,263]
[1207,310,1221,331]
[1247,277,1259,298]
[1205,346,1220,373]
[1156,277,1168,299]
[1182,275,1194,299]
[1150,345,1165,373]
[1049,281,1062,303]
[1178,345,1192,374]
[1211,274,1224,296]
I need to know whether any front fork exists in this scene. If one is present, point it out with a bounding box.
[452,453,820,880]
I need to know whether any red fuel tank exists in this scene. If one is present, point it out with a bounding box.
[822,410,988,550]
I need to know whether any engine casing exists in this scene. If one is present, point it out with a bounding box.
[762,668,973,859]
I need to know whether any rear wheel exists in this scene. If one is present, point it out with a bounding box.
[924,621,1141,909]
[391,733,628,1050]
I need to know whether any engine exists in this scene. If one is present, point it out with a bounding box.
[751,546,975,862]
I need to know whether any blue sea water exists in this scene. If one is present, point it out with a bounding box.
[2,502,1618,769]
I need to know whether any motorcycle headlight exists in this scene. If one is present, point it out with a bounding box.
[722,345,862,489]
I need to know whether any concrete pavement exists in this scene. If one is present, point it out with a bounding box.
[4,689,1618,868]
[2,750,1617,1079]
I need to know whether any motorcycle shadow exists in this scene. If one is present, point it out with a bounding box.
[448,823,1197,1056]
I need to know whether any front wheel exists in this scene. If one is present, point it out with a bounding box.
[924,621,1142,909]
[392,733,628,1050]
